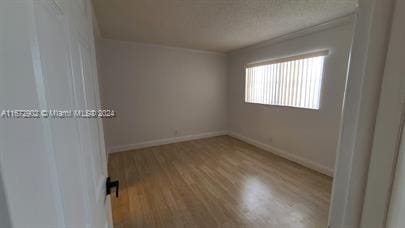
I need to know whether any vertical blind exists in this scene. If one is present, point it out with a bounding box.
[245,51,327,110]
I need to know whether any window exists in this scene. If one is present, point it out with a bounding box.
[245,50,328,110]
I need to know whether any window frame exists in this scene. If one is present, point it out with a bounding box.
[244,50,329,110]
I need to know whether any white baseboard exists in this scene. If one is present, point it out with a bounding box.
[228,131,334,177]
[107,130,333,177]
[108,130,228,154]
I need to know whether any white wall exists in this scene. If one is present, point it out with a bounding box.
[227,22,354,176]
[98,39,228,152]
[97,20,354,176]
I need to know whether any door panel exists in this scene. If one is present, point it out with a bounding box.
[0,2,64,226]
[0,0,111,227]
[73,37,109,228]
[34,2,87,226]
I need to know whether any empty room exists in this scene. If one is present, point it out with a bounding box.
[2,0,405,228]
[95,1,353,227]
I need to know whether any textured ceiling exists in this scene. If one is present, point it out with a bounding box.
[92,0,358,53]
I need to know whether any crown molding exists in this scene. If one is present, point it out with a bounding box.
[229,12,357,55]
[99,37,226,56]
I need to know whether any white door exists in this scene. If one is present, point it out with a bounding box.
[69,25,111,228]
[0,0,112,228]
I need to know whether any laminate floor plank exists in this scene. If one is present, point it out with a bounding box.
[109,136,332,228]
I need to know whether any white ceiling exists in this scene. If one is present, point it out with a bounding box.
[92,0,358,53]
